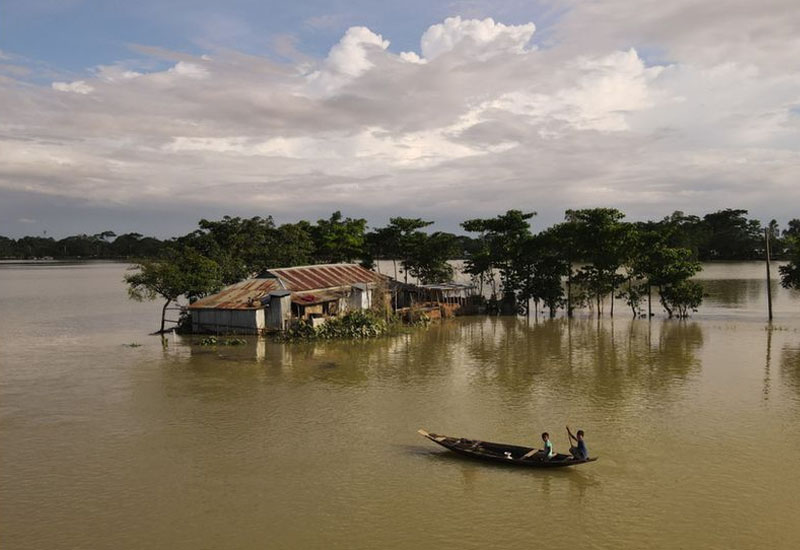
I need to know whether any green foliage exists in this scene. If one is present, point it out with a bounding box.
[197,337,247,346]
[404,232,458,284]
[659,280,705,318]
[779,236,800,291]
[699,209,763,260]
[512,231,569,317]
[461,210,535,299]
[312,211,367,264]
[124,246,223,332]
[566,208,633,315]
[280,310,395,341]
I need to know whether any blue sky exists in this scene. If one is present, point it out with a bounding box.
[0,0,798,238]
[2,1,560,76]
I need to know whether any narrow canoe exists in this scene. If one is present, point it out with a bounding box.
[418,429,597,468]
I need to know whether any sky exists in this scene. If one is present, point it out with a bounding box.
[1,0,799,238]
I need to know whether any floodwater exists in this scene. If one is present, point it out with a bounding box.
[1,262,799,550]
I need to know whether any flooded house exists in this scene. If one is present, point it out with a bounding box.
[188,263,388,334]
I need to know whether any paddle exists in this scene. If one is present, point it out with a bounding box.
[521,447,539,460]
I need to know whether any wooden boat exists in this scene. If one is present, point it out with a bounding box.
[418,429,597,468]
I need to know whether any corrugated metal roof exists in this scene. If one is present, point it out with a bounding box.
[265,263,386,292]
[189,278,280,310]
[189,264,386,310]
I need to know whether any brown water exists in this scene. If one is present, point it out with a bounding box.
[1,261,799,549]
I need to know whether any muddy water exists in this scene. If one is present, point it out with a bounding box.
[1,262,799,549]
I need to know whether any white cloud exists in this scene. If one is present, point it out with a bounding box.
[3,10,800,232]
[419,16,535,60]
[168,61,208,79]
[51,80,94,94]
[306,26,390,94]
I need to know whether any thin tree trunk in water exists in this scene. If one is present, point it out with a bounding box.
[610,290,615,317]
[596,293,601,318]
[393,259,398,281]
[160,298,171,334]
[659,286,673,318]
[567,270,573,318]
[628,279,636,318]
[647,283,652,318]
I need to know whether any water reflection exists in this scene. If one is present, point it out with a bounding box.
[781,342,800,396]
[459,317,703,404]
[180,316,706,405]
[701,279,763,307]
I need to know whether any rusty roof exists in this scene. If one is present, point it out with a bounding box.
[188,278,280,310]
[265,263,386,292]
[189,264,386,310]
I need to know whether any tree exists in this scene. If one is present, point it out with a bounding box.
[566,208,632,317]
[273,222,315,267]
[648,246,703,318]
[312,211,367,264]
[462,210,535,307]
[404,231,458,284]
[364,225,402,277]
[660,280,704,318]
[699,209,762,260]
[125,247,222,333]
[779,235,800,291]
[387,217,434,283]
[514,230,569,317]
[549,218,582,317]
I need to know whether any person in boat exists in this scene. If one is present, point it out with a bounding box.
[540,432,556,460]
[567,426,588,460]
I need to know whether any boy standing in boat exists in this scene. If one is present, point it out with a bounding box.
[567,426,588,460]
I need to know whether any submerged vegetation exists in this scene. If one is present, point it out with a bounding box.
[280,311,394,341]
[197,337,247,346]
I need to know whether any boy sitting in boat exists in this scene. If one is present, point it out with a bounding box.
[520,432,555,460]
[567,426,588,460]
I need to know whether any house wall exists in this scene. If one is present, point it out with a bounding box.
[348,287,372,311]
[192,309,263,334]
[266,294,292,330]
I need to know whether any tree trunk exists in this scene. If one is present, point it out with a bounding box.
[647,283,652,318]
[567,270,573,318]
[393,259,398,281]
[628,278,636,318]
[160,298,172,333]
[659,286,673,318]
[610,290,615,317]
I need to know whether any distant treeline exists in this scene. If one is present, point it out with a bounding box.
[92,208,797,332]
[1,208,798,263]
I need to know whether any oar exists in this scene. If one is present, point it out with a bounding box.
[521,448,539,460]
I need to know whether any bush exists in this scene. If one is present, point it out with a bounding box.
[660,280,704,318]
[280,310,396,341]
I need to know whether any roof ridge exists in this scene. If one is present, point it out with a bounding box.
[269,262,362,271]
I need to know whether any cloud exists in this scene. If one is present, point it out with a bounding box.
[51,80,94,94]
[1,10,799,236]
[419,16,535,60]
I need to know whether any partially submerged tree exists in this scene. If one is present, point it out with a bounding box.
[462,210,535,307]
[125,247,222,333]
[779,235,800,291]
[566,208,632,317]
[404,231,458,284]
